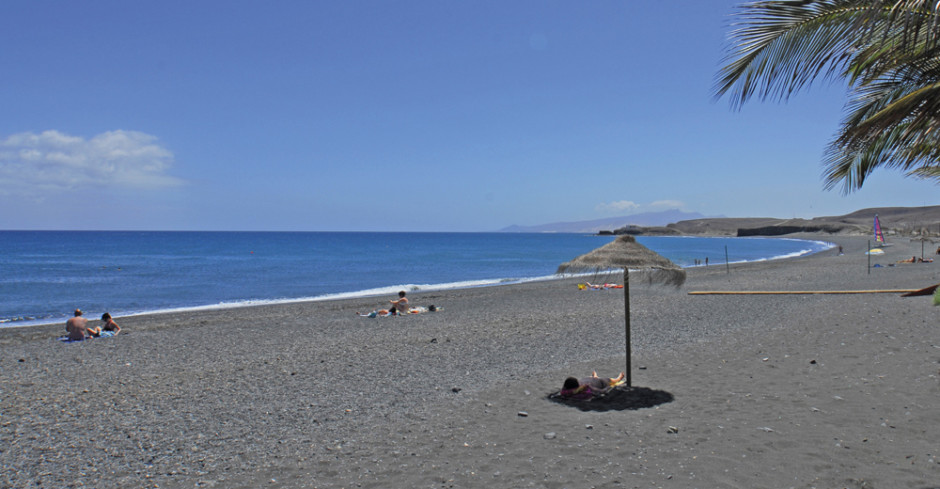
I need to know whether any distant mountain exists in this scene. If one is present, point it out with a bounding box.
[652,205,940,237]
[499,205,940,237]
[498,209,707,233]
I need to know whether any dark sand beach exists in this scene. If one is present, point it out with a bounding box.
[2,235,939,488]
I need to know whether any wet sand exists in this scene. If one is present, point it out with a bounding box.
[2,235,938,488]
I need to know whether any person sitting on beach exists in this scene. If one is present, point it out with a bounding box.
[390,290,409,314]
[100,312,121,334]
[559,371,626,400]
[357,292,418,318]
[65,309,90,340]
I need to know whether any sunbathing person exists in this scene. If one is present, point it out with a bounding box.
[390,290,409,314]
[65,309,90,340]
[357,309,393,318]
[559,371,626,400]
[100,312,121,334]
[79,312,121,338]
[583,282,623,290]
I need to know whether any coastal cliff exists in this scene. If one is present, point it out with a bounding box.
[609,205,940,238]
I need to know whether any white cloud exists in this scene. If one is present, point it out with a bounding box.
[649,200,685,210]
[0,130,185,193]
[595,199,687,214]
[595,200,640,213]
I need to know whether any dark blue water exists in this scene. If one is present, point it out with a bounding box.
[0,231,832,327]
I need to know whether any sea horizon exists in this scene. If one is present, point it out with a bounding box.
[1,231,834,328]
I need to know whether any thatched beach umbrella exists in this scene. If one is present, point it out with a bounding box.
[557,235,685,387]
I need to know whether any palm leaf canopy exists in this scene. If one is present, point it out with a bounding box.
[715,0,940,193]
[557,235,686,287]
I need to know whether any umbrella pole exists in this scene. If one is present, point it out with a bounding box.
[624,269,631,387]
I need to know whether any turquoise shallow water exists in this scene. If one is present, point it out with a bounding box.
[0,231,832,327]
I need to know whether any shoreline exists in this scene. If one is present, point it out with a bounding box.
[1,235,836,330]
[2,234,937,488]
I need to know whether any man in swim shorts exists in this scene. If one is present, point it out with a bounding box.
[65,309,89,340]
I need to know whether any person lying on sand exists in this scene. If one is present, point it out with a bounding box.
[581,282,623,290]
[358,309,393,318]
[357,306,441,317]
[559,371,626,400]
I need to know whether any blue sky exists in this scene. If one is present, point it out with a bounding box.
[1,1,936,232]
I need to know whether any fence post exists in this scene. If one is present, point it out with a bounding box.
[725,245,730,274]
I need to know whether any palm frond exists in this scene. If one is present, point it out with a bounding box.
[716,1,866,107]
[718,0,940,192]
[909,164,940,179]
[824,122,940,191]
[716,1,940,105]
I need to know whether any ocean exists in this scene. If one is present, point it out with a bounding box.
[0,231,833,327]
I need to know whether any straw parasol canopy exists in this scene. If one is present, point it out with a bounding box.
[557,235,685,387]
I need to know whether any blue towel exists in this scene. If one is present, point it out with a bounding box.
[57,331,117,342]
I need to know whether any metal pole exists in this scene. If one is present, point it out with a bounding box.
[624,269,631,388]
[868,240,871,274]
[725,245,730,274]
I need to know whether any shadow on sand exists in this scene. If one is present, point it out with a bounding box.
[547,385,674,412]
